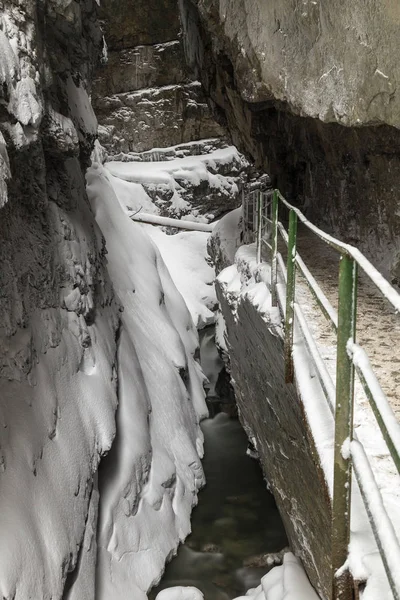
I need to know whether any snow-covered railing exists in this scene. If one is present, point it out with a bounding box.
[245,188,400,600]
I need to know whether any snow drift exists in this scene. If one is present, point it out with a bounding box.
[86,163,208,599]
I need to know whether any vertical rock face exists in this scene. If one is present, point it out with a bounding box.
[179,0,400,282]
[98,0,181,50]
[0,2,119,597]
[0,3,211,599]
[93,0,224,154]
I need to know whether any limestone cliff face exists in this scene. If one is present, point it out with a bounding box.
[179,0,400,282]
[93,0,224,154]
[0,2,119,597]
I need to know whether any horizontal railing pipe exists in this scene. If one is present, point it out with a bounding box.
[243,185,400,600]
[351,440,400,600]
[276,191,400,313]
[348,341,400,475]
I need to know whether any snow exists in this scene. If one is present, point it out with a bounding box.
[91,162,217,329]
[106,169,159,214]
[156,553,319,600]
[67,75,97,137]
[0,280,118,600]
[0,29,19,88]
[105,146,240,216]
[156,587,204,600]
[9,76,42,127]
[86,163,208,599]
[143,226,217,329]
[208,206,242,268]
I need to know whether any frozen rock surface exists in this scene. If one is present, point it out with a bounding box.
[104,143,247,219]
[93,1,224,154]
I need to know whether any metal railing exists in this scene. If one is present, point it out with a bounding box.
[247,188,400,600]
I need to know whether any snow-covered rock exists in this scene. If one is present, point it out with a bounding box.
[86,162,208,599]
[104,143,247,220]
[155,553,319,600]
[0,2,121,599]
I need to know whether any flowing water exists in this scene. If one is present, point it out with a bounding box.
[150,328,288,600]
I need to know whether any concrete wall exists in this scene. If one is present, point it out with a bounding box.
[216,270,332,599]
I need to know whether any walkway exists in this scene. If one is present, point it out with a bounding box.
[293,226,400,417]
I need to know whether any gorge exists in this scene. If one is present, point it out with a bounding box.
[0,2,399,600]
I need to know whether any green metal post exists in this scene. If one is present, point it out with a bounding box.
[256,190,262,263]
[332,254,358,600]
[271,189,279,306]
[284,209,297,383]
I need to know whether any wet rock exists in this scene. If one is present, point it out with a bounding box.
[99,0,180,51]
[201,543,222,554]
[243,547,289,569]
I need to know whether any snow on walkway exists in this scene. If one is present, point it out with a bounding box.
[277,227,400,599]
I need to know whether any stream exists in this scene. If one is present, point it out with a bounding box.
[150,327,288,600]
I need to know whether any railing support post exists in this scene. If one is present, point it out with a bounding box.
[332,254,358,600]
[271,189,279,306]
[256,190,262,264]
[284,209,297,383]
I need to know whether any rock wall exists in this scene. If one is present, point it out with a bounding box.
[0,2,211,599]
[93,0,224,154]
[0,1,120,598]
[179,0,400,282]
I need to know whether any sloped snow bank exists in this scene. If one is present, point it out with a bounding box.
[97,162,217,329]
[86,163,208,600]
[143,226,217,329]
[0,231,118,599]
[154,553,319,600]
